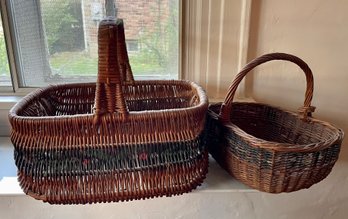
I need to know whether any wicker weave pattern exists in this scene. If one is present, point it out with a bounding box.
[9,18,209,204]
[10,82,206,148]
[207,53,344,193]
[17,155,208,204]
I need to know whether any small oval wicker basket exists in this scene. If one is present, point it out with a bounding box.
[207,53,344,193]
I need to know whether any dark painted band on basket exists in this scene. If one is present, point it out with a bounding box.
[219,53,315,123]
[14,131,207,178]
[19,151,209,204]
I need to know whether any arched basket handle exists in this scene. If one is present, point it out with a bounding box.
[219,53,315,123]
[93,18,134,124]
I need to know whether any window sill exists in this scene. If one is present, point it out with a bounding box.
[0,96,22,110]
[0,137,255,196]
[0,96,256,195]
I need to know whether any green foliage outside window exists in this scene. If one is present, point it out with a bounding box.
[0,28,10,76]
[135,0,178,75]
[41,0,84,54]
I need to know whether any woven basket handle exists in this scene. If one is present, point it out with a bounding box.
[116,19,135,84]
[94,18,134,123]
[219,53,315,123]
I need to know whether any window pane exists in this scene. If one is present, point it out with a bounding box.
[41,0,96,77]
[10,0,179,87]
[0,11,11,86]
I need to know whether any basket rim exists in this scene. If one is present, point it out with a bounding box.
[9,80,208,121]
[208,102,344,153]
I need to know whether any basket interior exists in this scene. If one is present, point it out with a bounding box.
[210,102,339,145]
[17,82,201,117]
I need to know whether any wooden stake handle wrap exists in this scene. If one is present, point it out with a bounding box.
[94,18,134,122]
[116,19,135,83]
[219,53,315,123]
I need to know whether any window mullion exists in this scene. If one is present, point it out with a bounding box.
[6,0,52,88]
[0,0,16,91]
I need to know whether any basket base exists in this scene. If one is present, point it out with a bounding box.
[18,152,208,204]
[212,147,336,193]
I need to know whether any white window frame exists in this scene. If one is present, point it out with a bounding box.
[0,0,183,95]
[0,0,184,138]
[0,0,16,93]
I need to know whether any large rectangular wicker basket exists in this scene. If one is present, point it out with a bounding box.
[9,18,209,204]
[207,53,344,193]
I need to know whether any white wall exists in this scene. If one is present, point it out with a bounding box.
[186,0,348,218]
[0,109,10,136]
[249,0,348,172]
[246,0,348,217]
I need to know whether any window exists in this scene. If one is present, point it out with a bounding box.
[0,9,11,87]
[126,40,139,52]
[1,0,179,90]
